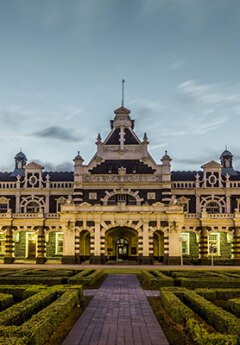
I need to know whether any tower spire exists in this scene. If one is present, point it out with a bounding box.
[121,79,125,107]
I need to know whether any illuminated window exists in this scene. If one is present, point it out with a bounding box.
[181,232,190,255]
[0,233,5,255]
[107,194,136,205]
[206,202,220,214]
[55,232,63,255]
[26,202,40,213]
[208,233,220,255]
[0,204,8,213]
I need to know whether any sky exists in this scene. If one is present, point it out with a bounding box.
[0,0,240,172]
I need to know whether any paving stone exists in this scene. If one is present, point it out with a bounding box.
[62,274,169,345]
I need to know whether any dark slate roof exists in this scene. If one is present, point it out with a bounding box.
[90,160,156,174]
[0,172,17,181]
[171,171,203,181]
[14,151,27,160]
[124,129,139,144]
[105,129,120,145]
[228,171,240,181]
[43,172,74,181]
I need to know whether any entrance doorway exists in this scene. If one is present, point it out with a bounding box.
[116,238,128,261]
[27,233,37,258]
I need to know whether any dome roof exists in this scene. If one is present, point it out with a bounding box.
[220,149,233,158]
[14,151,27,160]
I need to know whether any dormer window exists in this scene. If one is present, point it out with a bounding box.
[26,201,40,213]
[107,194,137,205]
[0,197,9,213]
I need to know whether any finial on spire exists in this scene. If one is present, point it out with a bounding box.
[121,79,125,107]
[77,150,80,156]
[165,150,168,155]
[225,144,227,150]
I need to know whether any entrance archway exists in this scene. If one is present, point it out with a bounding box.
[116,238,128,261]
[79,230,90,261]
[105,227,138,261]
[153,230,164,262]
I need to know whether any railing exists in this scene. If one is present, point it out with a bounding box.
[0,182,17,189]
[185,213,234,219]
[184,213,200,218]
[230,182,240,188]
[45,213,60,218]
[1,213,61,219]
[49,182,74,188]
[172,182,196,189]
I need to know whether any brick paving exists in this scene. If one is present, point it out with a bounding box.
[62,274,168,345]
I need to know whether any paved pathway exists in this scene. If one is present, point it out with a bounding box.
[62,274,168,345]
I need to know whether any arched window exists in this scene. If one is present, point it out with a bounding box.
[26,201,40,213]
[206,201,220,214]
[107,194,137,205]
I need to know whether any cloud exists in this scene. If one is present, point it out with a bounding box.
[34,160,73,171]
[178,80,240,109]
[33,126,80,142]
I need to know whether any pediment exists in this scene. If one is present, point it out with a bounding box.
[24,162,44,170]
[152,202,165,207]
[201,160,222,169]
[78,202,91,207]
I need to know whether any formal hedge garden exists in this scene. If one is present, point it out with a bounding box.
[141,269,240,289]
[0,284,83,345]
[0,268,104,287]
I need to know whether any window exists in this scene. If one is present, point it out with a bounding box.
[181,232,190,255]
[107,194,137,205]
[0,233,5,255]
[55,232,63,255]
[206,201,220,214]
[208,233,220,255]
[26,202,40,213]
[0,203,8,213]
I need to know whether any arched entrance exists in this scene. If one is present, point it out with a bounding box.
[116,238,128,261]
[79,230,90,262]
[153,230,164,262]
[105,227,138,262]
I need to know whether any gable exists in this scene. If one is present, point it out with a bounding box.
[201,160,222,169]
[24,162,44,170]
[105,129,120,145]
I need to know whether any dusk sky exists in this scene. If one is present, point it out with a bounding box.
[0,0,240,172]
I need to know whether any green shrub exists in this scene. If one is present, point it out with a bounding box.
[226,298,240,317]
[21,289,80,345]
[159,288,195,324]
[180,291,240,336]
[186,318,238,345]
[194,289,216,301]
[215,289,240,300]
[68,269,104,287]
[0,277,66,285]
[0,337,27,345]
[0,293,13,310]
[0,288,60,326]
[141,270,174,288]
[176,278,240,289]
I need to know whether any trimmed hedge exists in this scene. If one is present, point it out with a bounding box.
[141,270,174,288]
[0,293,13,310]
[21,289,81,345]
[159,287,195,324]
[68,269,104,286]
[176,278,240,289]
[186,318,238,345]
[226,298,240,317]
[0,337,27,345]
[194,288,217,301]
[0,277,66,285]
[0,288,60,326]
[180,291,240,336]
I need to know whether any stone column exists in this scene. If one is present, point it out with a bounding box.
[90,222,102,264]
[141,222,152,264]
[61,222,76,264]
[36,226,46,264]
[199,226,210,265]
[163,231,169,264]
[233,226,240,265]
[4,226,14,264]
[168,230,181,265]
[100,234,106,264]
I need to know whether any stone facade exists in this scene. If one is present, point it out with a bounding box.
[0,106,240,265]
